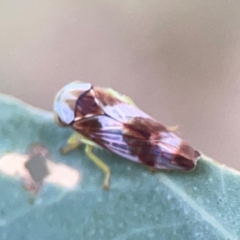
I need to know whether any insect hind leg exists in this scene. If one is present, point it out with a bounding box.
[85,144,111,190]
[147,166,157,174]
[167,125,179,132]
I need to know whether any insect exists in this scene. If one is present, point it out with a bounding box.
[54,81,200,190]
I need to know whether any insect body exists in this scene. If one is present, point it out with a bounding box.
[54,82,200,190]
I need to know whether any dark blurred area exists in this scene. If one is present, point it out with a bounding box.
[1,1,240,169]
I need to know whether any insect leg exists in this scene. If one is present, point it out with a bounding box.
[85,144,111,190]
[60,133,82,154]
[147,166,157,174]
[167,125,179,132]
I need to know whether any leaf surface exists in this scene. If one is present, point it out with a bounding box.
[0,94,239,240]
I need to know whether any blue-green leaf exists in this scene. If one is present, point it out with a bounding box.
[0,94,239,240]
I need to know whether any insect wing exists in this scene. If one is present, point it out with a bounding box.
[153,132,200,170]
[72,85,199,170]
[121,120,199,171]
[73,115,140,163]
[101,102,152,123]
[94,87,154,123]
[73,115,199,171]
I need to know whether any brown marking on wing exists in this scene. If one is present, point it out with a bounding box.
[75,91,104,119]
[172,155,195,171]
[122,118,166,166]
[123,117,199,169]
[94,88,122,106]
[177,141,198,158]
[124,117,167,139]
[73,117,102,133]
[172,142,200,170]
[124,135,156,166]
[72,117,114,150]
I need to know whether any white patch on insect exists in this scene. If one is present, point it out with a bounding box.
[83,114,94,118]
[54,82,92,125]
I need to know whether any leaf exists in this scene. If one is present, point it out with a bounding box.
[0,93,239,240]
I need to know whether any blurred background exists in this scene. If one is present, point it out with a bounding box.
[1,1,240,169]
